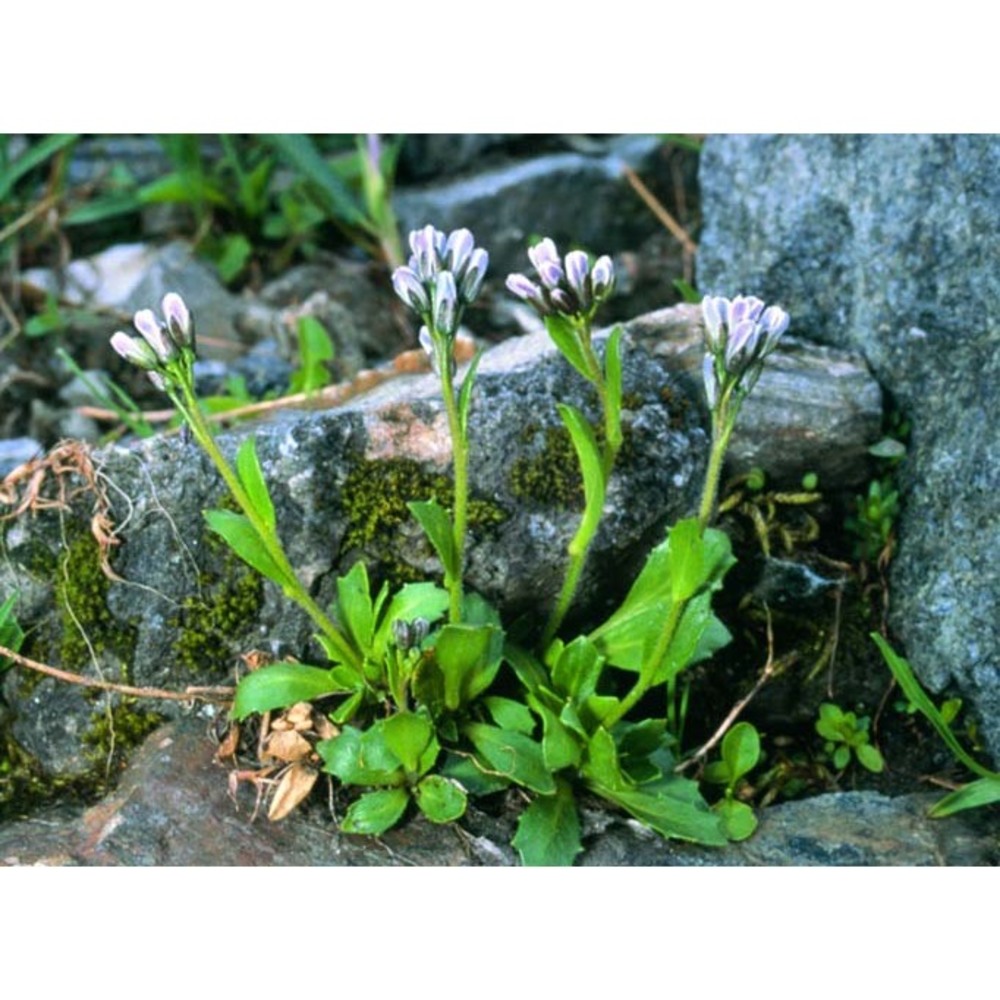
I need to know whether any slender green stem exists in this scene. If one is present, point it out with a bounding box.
[541,321,622,649]
[604,386,738,729]
[173,382,362,673]
[438,347,468,624]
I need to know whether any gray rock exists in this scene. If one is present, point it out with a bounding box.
[398,134,517,181]
[0,438,42,478]
[394,135,670,277]
[1,717,993,866]
[625,304,883,488]
[697,134,1000,762]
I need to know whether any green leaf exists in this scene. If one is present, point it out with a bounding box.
[582,727,626,791]
[0,592,25,670]
[721,722,761,784]
[335,561,376,654]
[484,696,536,735]
[833,745,850,770]
[872,633,995,780]
[262,134,367,229]
[512,780,583,866]
[590,524,734,672]
[408,499,457,578]
[317,725,404,786]
[340,788,410,835]
[504,641,549,696]
[598,777,727,846]
[464,722,556,794]
[440,753,511,796]
[667,518,704,603]
[203,509,292,591]
[435,623,504,712]
[928,776,1000,818]
[235,436,275,532]
[551,635,604,703]
[213,233,253,283]
[0,133,77,201]
[457,349,483,438]
[414,775,467,824]
[714,798,758,841]
[544,314,594,384]
[855,743,885,774]
[289,315,335,395]
[328,688,365,725]
[529,698,582,771]
[382,711,435,775]
[558,404,605,544]
[231,661,354,720]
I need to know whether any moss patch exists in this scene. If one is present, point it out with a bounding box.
[83,698,163,769]
[341,457,507,588]
[169,504,265,675]
[55,531,137,672]
[510,423,584,508]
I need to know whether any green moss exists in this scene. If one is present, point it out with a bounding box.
[341,458,507,588]
[510,419,637,509]
[510,423,584,508]
[82,698,163,768]
[169,523,264,675]
[54,531,137,672]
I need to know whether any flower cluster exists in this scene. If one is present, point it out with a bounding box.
[505,238,614,320]
[110,293,194,391]
[392,226,488,374]
[701,294,789,406]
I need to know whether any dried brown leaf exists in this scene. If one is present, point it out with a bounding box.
[215,723,240,760]
[286,702,313,726]
[313,716,339,741]
[268,763,318,821]
[263,729,312,763]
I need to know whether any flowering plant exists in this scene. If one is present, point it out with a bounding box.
[110,241,789,863]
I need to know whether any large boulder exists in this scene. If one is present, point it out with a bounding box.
[697,134,1000,761]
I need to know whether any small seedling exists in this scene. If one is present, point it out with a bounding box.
[815,702,884,773]
[703,721,761,840]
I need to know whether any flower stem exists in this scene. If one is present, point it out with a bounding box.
[541,324,622,649]
[438,345,468,624]
[173,382,362,673]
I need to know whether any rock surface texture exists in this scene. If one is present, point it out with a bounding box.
[697,134,1000,762]
[1,717,993,866]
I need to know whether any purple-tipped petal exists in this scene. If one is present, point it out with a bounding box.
[459,247,488,304]
[148,371,168,391]
[590,255,614,301]
[444,228,474,275]
[392,266,430,314]
[111,331,158,370]
[564,250,590,302]
[528,237,560,273]
[725,319,758,368]
[132,309,175,363]
[702,295,725,350]
[761,305,789,347]
[536,259,564,291]
[506,273,548,315]
[162,292,192,348]
[433,271,459,337]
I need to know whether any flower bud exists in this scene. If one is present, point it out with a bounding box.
[590,255,614,302]
[111,331,159,370]
[445,228,474,276]
[702,353,719,409]
[433,271,459,337]
[564,251,591,306]
[162,292,193,348]
[535,258,564,291]
[459,248,489,304]
[133,309,176,363]
[392,266,430,314]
